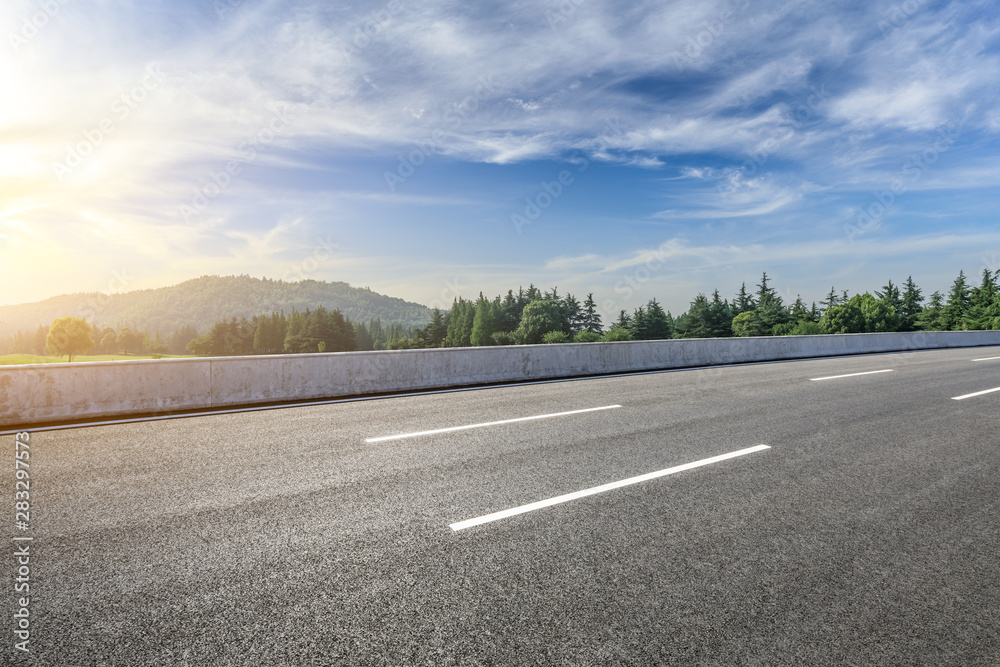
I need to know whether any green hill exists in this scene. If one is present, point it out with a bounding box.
[0,275,433,338]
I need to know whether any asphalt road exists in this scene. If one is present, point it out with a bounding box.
[5,346,1000,666]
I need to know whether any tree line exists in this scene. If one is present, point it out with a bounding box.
[1,322,193,357]
[184,307,425,356]
[396,268,1000,347]
[6,267,998,361]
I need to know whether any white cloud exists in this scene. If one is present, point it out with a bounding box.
[3,0,1000,306]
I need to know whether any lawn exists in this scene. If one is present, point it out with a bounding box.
[0,354,195,365]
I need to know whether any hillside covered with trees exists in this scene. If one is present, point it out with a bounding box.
[0,275,432,340]
[6,268,998,360]
[188,267,997,355]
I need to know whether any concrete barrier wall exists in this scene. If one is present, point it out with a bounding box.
[2,330,998,427]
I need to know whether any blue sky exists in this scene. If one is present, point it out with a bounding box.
[2,0,999,321]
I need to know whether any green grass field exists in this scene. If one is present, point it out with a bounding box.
[0,354,195,365]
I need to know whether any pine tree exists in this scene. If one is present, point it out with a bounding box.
[708,290,733,337]
[675,294,712,338]
[820,286,839,312]
[918,291,946,331]
[755,272,788,334]
[470,299,498,346]
[614,310,632,330]
[499,291,520,332]
[790,296,809,321]
[899,276,923,332]
[876,280,903,314]
[644,299,673,339]
[968,268,999,330]
[581,293,603,334]
[756,272,778,307]
[354,321,375,351]
[733,282,756,315]
[445,298,475,347]
[560,293,582,335]
[942,270,970,330]
[631,306,649,340]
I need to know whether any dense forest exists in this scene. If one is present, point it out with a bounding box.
[383,268,1000,350]
[3,268,998,358]
[0,275,432,338]
[182,308,415,356]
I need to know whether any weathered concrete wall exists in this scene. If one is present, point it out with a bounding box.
[2,331,998,427]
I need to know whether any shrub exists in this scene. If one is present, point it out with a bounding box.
[541,331,570,344]
[603,326,633,342]
[573,331,602,343]
[490,331,518,346]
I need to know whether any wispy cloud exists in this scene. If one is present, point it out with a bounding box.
[2,0,999,310]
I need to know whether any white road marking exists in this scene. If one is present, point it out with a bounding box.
[809,369,894,381]
[972,356,1000,362]
[952,386,1000,401]
[366,405,623,443]
[449,444,771,531]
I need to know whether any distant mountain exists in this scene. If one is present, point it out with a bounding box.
[0,275,433,337]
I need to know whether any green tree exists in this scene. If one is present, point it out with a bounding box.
[581,293,603,334]
[491,331,518,345]
[470,298,499,346]
[542,331,570,344]
[808,302,821,323]
[445,298,475,347]
[968,268,999,330]
[820,299,866,334]
[387,337,412,350]
[46,317,94,361]
[876,279,903,315]
[644,299,674,339]
[789,296,809,322]
[788,320,823,335]
[149,332,169,355]
[603,325,634,341]
[857,293,899,332]
[820,286,839,313]
[942,270,971,330]
[733,282,756,315]
[706,291,733,337]
[755,272,788,334]
[630,306,649,340]
[498,290,522,333]
[573,331,602,342]
[117,327,140,355]
[899,277,923,332]
[100,331,118,354]
[559,292,582,335]
[354,321,375,351]
[515,299,563,344]
[283,309,309,353]
[675,294,712,338]
[731,311,767,337]
[416,308,447,348]
[917,291,946,330]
